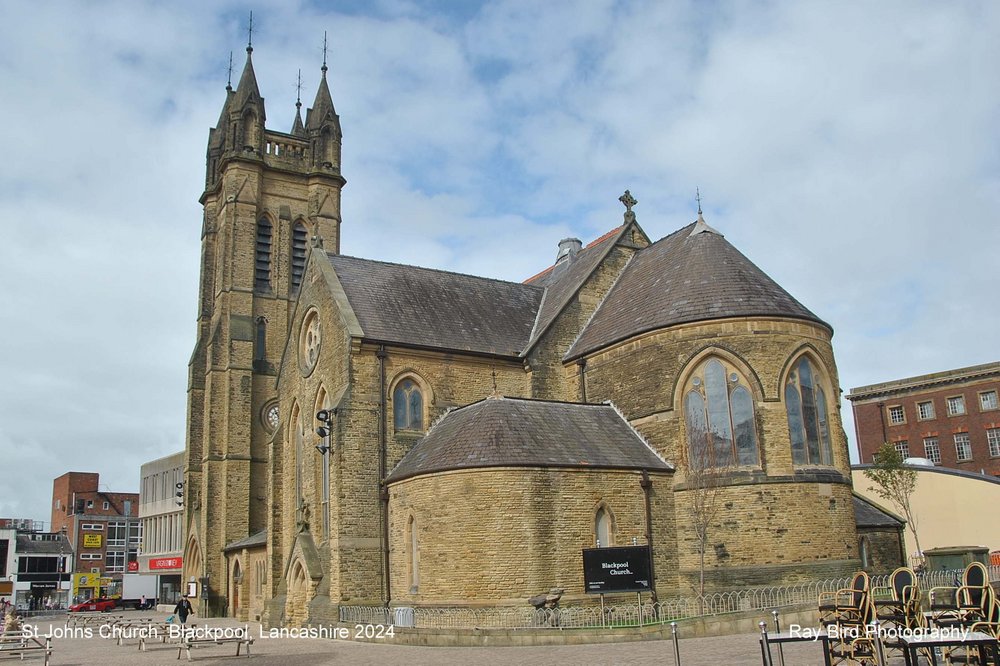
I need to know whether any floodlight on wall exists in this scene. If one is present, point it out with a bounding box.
[315,409,335,456]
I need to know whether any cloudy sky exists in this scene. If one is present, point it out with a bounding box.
[1,1,997,523]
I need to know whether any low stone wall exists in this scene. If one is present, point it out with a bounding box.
[340,602,821,647]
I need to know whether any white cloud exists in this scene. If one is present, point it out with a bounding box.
[0,0,998,522]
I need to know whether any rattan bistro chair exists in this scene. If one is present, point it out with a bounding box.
[930,562,991,629]
[874,567,922,629]
[820,571,871,627]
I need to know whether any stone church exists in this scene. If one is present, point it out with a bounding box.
[182,46,867,626]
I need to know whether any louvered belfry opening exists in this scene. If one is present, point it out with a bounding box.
[254,218,272,291]
[290,222,307,289]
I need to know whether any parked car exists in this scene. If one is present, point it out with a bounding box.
[68,597,116,612]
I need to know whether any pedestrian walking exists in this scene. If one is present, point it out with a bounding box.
[173,596,194,625]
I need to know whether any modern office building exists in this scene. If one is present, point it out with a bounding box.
[847,362,1000,475]
[138,452,185,603]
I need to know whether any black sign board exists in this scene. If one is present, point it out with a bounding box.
[582,546,652,594]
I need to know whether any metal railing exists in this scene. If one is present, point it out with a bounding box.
[340,565,1000,631]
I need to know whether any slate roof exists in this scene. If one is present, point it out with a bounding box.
[224,529,267,552]
[327,254,543,356]
[15,534,72,555]
[523,227,623,351]
[853,494,905,528]
[566,220,829,360]
[386,397,672,483]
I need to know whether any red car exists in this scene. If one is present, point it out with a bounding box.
[69,597,116,612]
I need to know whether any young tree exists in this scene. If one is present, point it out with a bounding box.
[686,445,727,603]
[864,442,923,566]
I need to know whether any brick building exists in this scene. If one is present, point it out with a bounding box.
[185,45,862,625]
[846,362,1000,476]
[50,472,140,599]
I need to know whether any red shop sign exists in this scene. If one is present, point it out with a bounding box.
[149,557,183,570]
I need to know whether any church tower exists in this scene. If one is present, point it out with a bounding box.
[183,40,345,615]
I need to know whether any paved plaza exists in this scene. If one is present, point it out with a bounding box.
[11,612,916,666]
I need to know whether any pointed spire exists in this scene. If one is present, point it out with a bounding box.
[689,187,722,237]
[291,69,306,136]
[305,31,339,133]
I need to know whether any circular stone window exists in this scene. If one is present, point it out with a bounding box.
[299,308,321,375]
[261,402,280,433]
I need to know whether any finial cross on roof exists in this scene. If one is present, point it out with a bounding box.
[227,51,234,90]
[296,69,302,106]
[322,31,329,72]
[247,11,254,51]
[696,187,703,215]
[619,190,637,213]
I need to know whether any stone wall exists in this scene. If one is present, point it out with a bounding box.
[387,466,676,605]
[858,526,905,574]
[581,317,860,588]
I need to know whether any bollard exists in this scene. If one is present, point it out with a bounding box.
[771,610,785,666]
[670,621,681,665]
[759,621,773,666]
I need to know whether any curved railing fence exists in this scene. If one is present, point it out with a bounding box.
[340,565,1000,630]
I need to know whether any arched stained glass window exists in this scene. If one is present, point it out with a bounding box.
[685,358,759,469]
[393,379,423,431]
[785,357,834,465]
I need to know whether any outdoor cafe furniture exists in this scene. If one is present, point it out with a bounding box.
[899,630,999,666]
[819,571,870,627]
[930,562,991,629]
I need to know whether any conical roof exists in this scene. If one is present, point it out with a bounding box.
[385,397,671,483]
[305,68,339,133]
[233,47,264,121]
[210,88,234,147]
[565,219,829,360]
[291,105,305,136]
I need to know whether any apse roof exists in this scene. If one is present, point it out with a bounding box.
[566,220,829,360]
[385,396,672,483]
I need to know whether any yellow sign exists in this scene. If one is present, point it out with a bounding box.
[83,534,102,548]
[73,572,100,595]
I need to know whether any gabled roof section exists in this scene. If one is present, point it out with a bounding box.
[224,529,267,552]
[522,226,625,350]
[521,222,650,355]
[326,254,543,356]
[566,220,829,361]
[386,397,672,483]
[853,493,905,528]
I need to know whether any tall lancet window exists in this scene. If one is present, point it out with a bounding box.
[254,218,272,291]
[290,222,307,290]
[785,356,834,465]
[684,357,760,469]
[595,506,613,547]
[289,402,303,512]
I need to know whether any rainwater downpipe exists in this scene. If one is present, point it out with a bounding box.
[640,470,658,603]
[577,359,587,402]
[376,345,391,609]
